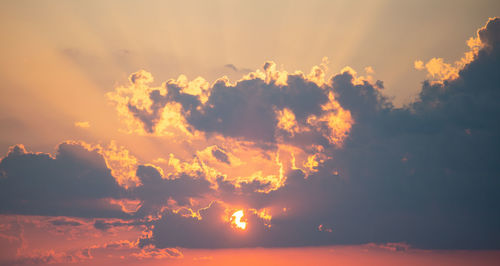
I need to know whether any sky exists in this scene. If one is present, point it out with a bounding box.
[1,0,500,265]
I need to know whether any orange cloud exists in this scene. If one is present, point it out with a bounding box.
[414,18,490,83]
[107,71,200,138]
[99,141,141,189]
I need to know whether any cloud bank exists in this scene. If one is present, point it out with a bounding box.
[1,17,500,253]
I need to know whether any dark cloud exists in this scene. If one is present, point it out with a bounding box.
[331,71,392,122]
[127,87,169,134]
[190,73,331,143]
[132,165,213,217]
[211,147,230,164]
[93,219,142,231]
[0,143,219,220]
[143,18,500,249]
[126,62,332,145]
[224,64,238,72]
[139,200,336,249]
[142,170,339,249]
[49,218,83,227]
[0,142,128,218]
[224,63,252,73]
[315,17,500,249]
[0,142,218,221]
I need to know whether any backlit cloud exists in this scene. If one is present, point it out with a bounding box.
[138,17,500,250]
[1,16,500,263]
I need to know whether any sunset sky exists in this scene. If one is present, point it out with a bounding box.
[1,1,500,265]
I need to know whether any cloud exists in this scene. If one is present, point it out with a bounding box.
[138,201,326,249]
[0,218,23,263]
[364,66,375,74]
[140,169,342,249]
[131,246,183,260]
[141,17,500,249]
[109,61,353,148]
[7,249,91,265]
[2,17,500,253]
[324,17,500,249]
[132,164,213,217]
[93,218,142,231]
[3,238,182,265]
[93,240,183,260]
[224,64,238,72]
[364,242,410,252]
[107,60,355,193]
[107,72,198,137]
[211,147,230,164]
[0,141,219,220]
[414,17,494,83]
[130,69,154,85]
[224,63,252,73]
[49,218,83,227]
[0,142,129,218]
[185,64,351,145]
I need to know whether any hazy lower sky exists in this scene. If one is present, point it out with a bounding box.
[1,1,500,265]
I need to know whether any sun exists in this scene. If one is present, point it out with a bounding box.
[231,210,247,230]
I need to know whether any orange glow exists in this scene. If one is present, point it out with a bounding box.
[108,198,142,214]
[164,247,500,266]
[307,91,354,147]
[276,108,302,136]
[231,210,247,230]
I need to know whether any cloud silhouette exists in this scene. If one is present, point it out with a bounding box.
[2,17,500,252]
[0,142,130,217]
[140,17,500,249]
[110,61,353,148]
[0,142,219,219]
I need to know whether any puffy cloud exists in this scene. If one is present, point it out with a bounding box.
[0,141,218,219]
[100,141,141,189]
[129,69,154,85]
[414,18,497,83]
[109,60,353,150]
[478,17,500,50]
[107,71,206,137]
[324,17,500,249]
[132,164,213,217]
[0,142,129,218]
[107,59,355,196]
[142,17,500,249]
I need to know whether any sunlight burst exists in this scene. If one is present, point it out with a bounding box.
[231,210,247,230]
